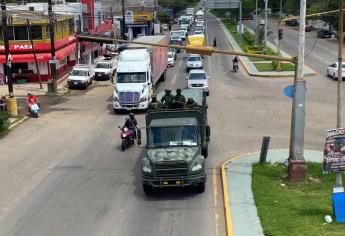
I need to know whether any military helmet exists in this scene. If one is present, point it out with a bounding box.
[176,88,182,94]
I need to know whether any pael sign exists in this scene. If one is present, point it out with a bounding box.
[323,128,345,173]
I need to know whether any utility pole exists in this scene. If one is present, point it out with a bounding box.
[335,0,344,192]
[122,0,126,39]
[255,0,258,45]
[47,0,57,93]
[27,19,42,89]
[264,0,268,51]
[1,0,18,117]
[239,1,243,42]
[280,0,283,19]
[288,0,307,181]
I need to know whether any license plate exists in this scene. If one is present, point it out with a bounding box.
[74,82,78,85]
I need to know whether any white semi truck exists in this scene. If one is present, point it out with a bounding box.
[113,35,168,112]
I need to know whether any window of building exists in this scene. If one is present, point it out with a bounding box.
[69,18,75,35]
[30,25,42,40]
[64,20,69,36]
[45,25,50,39]
[8,26,14,40]
[56,21,62,37]
[14,26,29,40]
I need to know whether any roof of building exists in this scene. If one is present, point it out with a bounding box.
[6,9,73,24]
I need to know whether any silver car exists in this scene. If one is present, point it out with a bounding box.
[186,54,203,72]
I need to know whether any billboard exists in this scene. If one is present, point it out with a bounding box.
[206,0,240,9]
[127,0,155,7]
[323,128,345,173]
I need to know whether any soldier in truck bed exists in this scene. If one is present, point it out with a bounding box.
[161,89,175,109]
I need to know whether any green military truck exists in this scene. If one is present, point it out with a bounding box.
[137,88,210,194]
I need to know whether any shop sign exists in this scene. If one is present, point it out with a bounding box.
[323,128,345,173]
[134,13,154,22]
[125,11,134,24]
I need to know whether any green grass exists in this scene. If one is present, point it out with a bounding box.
[252,163,345,236]
[254,62,295,72]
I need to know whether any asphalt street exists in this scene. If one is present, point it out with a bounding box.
[0,13,342,236]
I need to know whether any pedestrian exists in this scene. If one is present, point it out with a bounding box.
[0,94,7,112]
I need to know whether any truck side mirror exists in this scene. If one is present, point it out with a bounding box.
[206,125,210,141]
[137,128,142,146]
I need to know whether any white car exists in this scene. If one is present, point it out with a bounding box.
[94,55,118,80]
[186,69,209,95]
[327,62,345,79]
[162,24,168,31]
[168,52,175,67]
[195,26,205,33]
[68,64,94,89]
[179,27,188,40]
[196,19,205,25]
[194,30,204,35]
[186,54,203,72]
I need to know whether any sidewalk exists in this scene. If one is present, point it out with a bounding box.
[222,149,323,236]
[211,14,316,77]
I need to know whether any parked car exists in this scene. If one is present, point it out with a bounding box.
[318,29,333,38]
[162,24,168,31]
[305,25,314,32]
[94,55,117,80]
[327,62,345,80]
[285,19,299,26]
[68,64,94,89]
[186,54,203,72]
[167,52,175,67]
[186,69,209,95]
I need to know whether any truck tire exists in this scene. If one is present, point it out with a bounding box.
[143,184,154,195]
[195,182,205,193]
[160,70,167,82]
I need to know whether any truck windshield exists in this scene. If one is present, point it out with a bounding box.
[148,126,198,148]
[117,72,146,83]
[96,63,110,69]
[71,70,88,76]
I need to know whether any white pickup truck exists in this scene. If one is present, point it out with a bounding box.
[94,55,118,80]
[68,64,94,89]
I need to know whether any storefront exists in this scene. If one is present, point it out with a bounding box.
[126,12,154,39]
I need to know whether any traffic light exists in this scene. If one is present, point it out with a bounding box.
[278,29,283,40]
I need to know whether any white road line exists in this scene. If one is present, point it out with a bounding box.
[172,74,177,84]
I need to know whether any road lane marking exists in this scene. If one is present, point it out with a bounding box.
[172,74,177,84]
[220,159,234,236]
[213,168,219,236]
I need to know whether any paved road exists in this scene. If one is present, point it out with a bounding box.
[0,13,342,236]
[245,18,341,77]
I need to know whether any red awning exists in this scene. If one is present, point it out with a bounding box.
[0,44,76,63]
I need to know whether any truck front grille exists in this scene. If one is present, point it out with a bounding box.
[119,92,140,103]
[155,161,188,177]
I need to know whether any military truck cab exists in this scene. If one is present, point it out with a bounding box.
[138,89,210,195]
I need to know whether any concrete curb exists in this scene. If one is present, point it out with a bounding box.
[8,116,29,130]
[220,149,323,236]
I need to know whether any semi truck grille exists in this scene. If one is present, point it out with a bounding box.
[155,161,188,177]
[119,92,140,103]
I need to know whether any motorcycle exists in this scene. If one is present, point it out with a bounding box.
[29,103,40,118]
[233,62,239,72]
[119,126,136,151]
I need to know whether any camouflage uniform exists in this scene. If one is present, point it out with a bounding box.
[161,90,175,109]
[186,98,199,108]
[173,89,186,108]
[148,95,163,110]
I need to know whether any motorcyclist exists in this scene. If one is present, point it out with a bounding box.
[173,88,186,108]
[233,56,239,71]
[213,37,217,48]
[0,94,7,111]
[27,92,38,113]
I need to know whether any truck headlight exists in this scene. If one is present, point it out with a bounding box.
[142,158,152,173]
[143,166,152,173]
[140,96,147,102]
[191,163,202,172]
